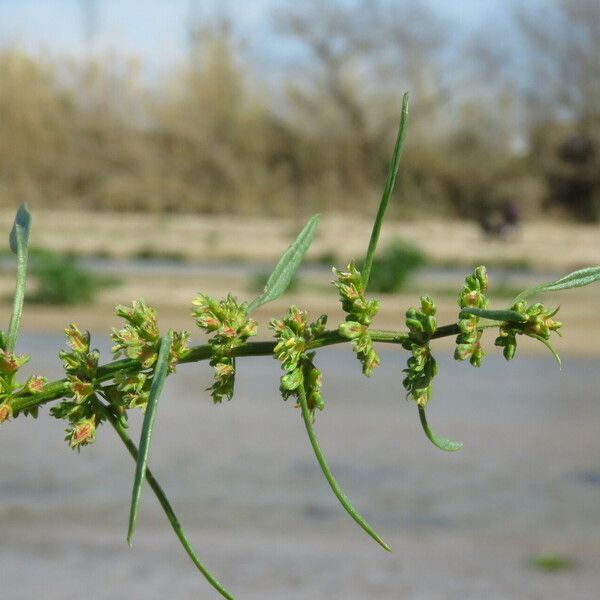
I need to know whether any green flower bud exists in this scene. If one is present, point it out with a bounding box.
[420,295,436,316]
[281,368,303,391]
[68,376,94,403]
[503,343,516,361]
[424,315,437,336]
[339,321,365,340]
[454,343,473,361]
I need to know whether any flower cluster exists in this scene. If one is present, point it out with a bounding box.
[112,300,188,373]
[495,301,561,360]
[402,297,438,407]
[0,331,45,423]
[334,262,380,376]
[192,293,257,403]
[454,266,488,367]
[51,324,101,450]
[270,306,326,418]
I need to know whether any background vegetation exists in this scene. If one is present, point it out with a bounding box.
[0,0,597,221]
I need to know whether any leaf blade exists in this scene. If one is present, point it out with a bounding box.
[99,402,236,600]
[127,334,172,546]
[514,266,600,303]
[361,93,409,290]
[418,406,463,452]
[7,203,32,352]
[247,214,320,313]
[297,379,391,552]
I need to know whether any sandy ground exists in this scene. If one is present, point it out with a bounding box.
[0,209,599,270]
[0,208,598,357]
[1,344,600,599]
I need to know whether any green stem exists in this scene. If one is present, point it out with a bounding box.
[97,401,236,600]
[296,378,391,552]
[11,324,464,415]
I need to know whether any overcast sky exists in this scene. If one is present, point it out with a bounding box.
[0,0,515,70]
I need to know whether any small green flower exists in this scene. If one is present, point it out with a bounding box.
[66,417,97,450]
[455,266,489,367]
[270,307,327,418]
[495,301,561,361]
[334,262,380,376]
[192,293,257,403]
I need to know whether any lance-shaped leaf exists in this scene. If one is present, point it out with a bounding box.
[297,379,391,552]
[247,214,320,313]
[99,402,236,600]
[361,93,409,290]
[418,406,463,452]
[128,334,172,546]
[7,203,32,352]
[514,266,600,303]
[459,308,526,322]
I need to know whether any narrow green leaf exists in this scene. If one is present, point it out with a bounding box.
[99,402,236,600]
[361,93,409,290]
[297,379,391,552]
[418,406,463,452]
[7,203,32,352]
[533,335,562,369]
[459,308,526,322]
[247,214,320,313]
[514,266,600,303]
[128,334,172,546]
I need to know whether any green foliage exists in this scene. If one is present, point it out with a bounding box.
[361,93,409,288]
[3,97,600,599]
[247,214,320,313]
[514,266,600,302]
[359,240,426,293]
[7,203,31,352]
[28,249,120,305]
[334,262,380,375]
[418,406,463,452]
[128,335,172,546]
[249,269,299,295]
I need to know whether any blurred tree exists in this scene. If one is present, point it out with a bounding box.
[516,0,600,220]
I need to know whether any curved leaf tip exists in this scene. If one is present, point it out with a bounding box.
[418,406,463,452]
[297,381,391,552]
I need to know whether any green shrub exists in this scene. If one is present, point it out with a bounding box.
[360,240,426,293]
[28,249,121,305]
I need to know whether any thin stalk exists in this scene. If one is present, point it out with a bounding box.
[97,401,236,600]
[11,324,467,415]
[296,378,391,552]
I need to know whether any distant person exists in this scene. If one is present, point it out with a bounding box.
[477,200,521,241]
[500,200,521,240]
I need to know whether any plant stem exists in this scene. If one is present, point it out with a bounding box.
[11,323,465,415]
